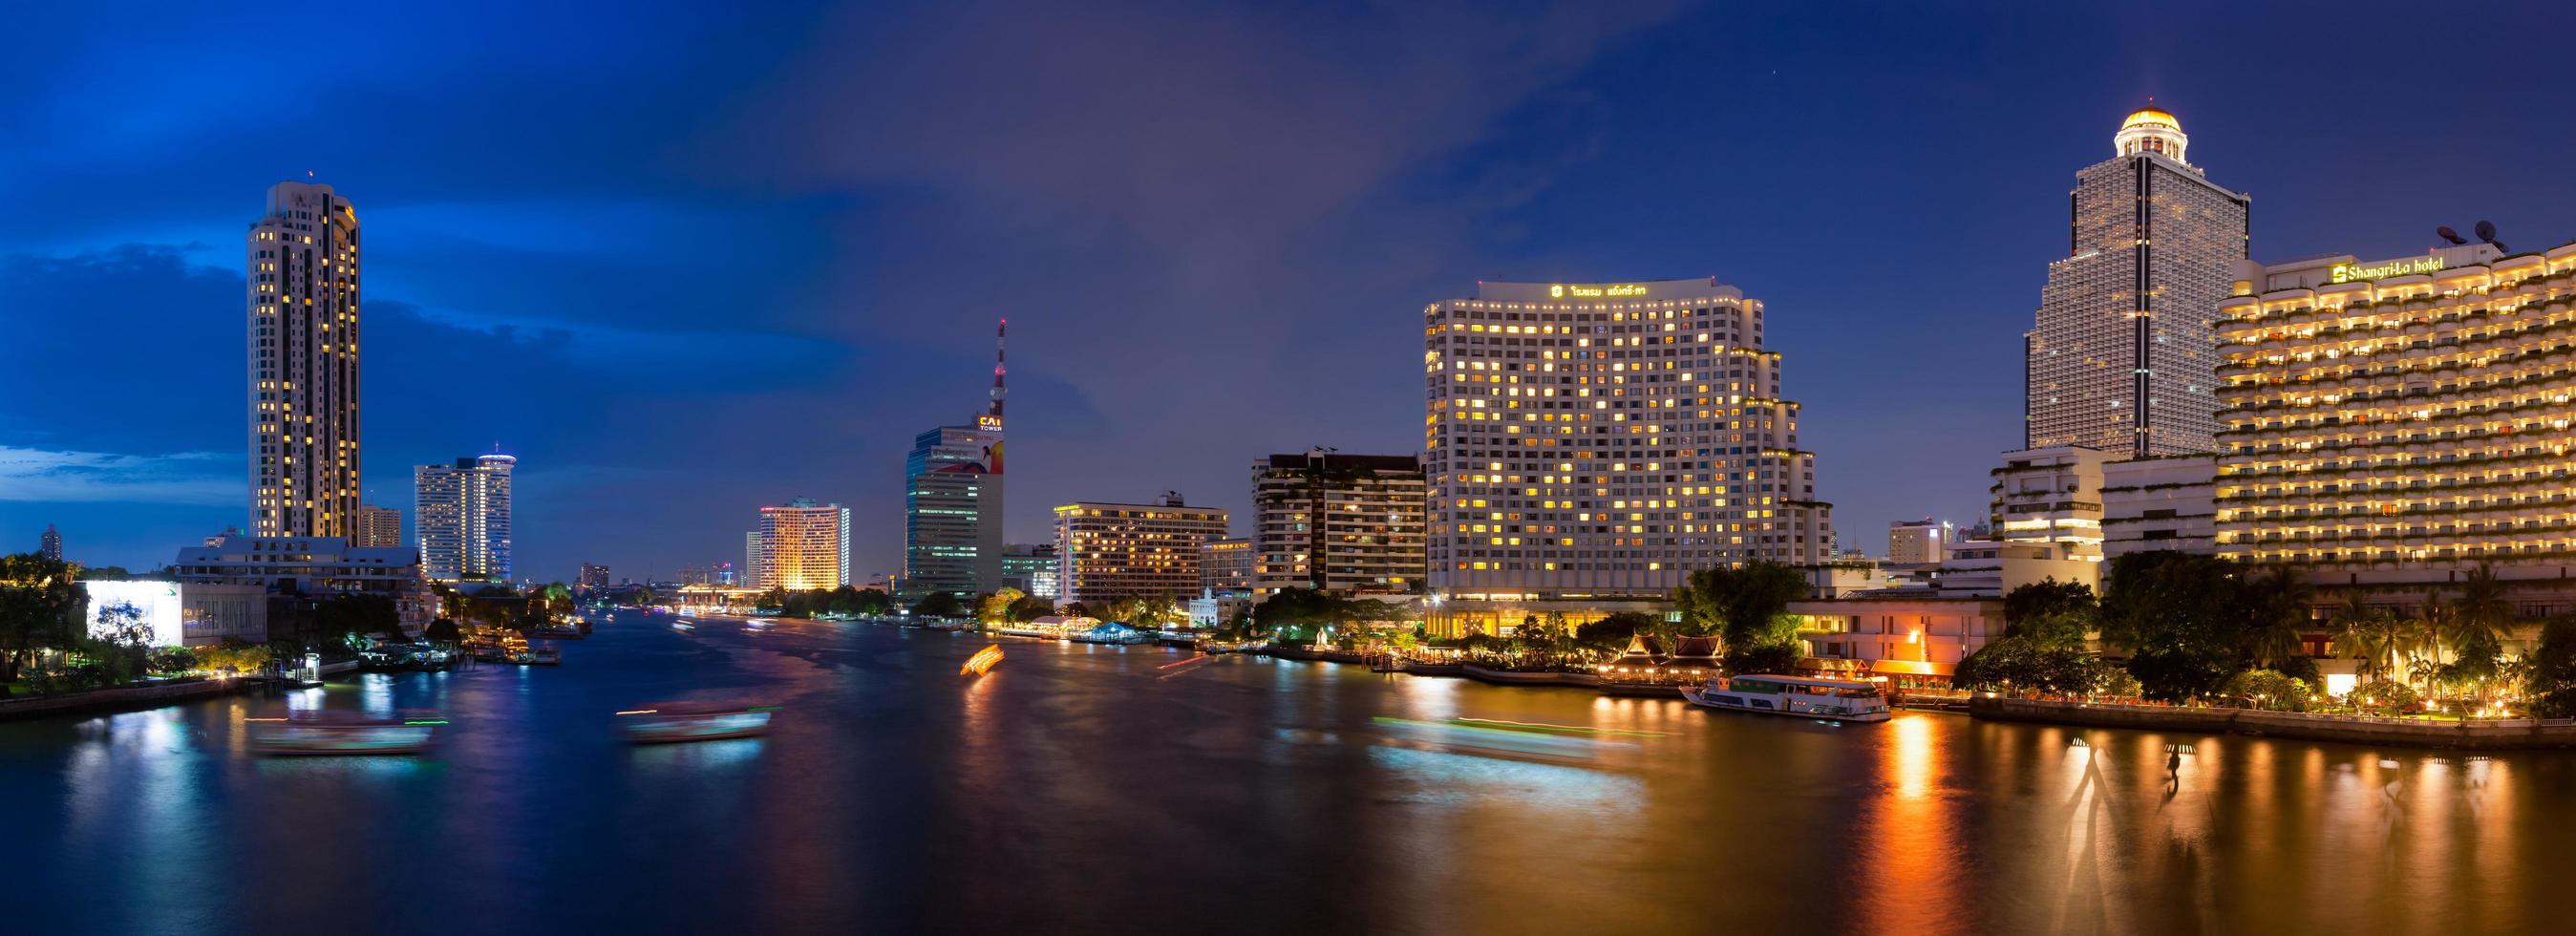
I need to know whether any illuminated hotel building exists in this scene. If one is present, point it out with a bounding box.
[901,321,1008,602]
[1886,519,1948,564]
[415,454,515,583]
[1053,494,1229,604]
[2214,239,2576,583]
[351,503,402,548]
[1202,537,1254,596]
[1423,278,1833,635]
[753,498,850,591]
[1249,451,1425,597]
[2025,108,2249,457]
[247,181,364,537]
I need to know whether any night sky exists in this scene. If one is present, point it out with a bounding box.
[11,1,2576,584]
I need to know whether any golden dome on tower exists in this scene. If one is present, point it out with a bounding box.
[2120,107,2180,132]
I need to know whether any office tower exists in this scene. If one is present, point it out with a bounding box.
[351,504,402,548]
[578,564,609,592]
[756,498,849,590]
[415,454,515,582]
[1887,519,1948,564]
[40,523,61,562]
[1249,451,1425,597]
[2025,107,2250,457]
[1052,493,1228,604]
[902,321,1007,602]
[1422,278,1833,635]
[745,531,765,589]
[1000,543,1060,600]
[248,181,363,537]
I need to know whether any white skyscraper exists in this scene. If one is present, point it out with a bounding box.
[2025,107,2250,457]
[415,454,516,582]
[247,181,363,537]
[1423,278,1832,636]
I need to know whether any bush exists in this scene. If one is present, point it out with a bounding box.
[148,647,199,674]
[2349,680,2422,714]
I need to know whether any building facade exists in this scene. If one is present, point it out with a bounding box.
[1423,278,1832,635]
[1202,537,1254,596]
[1000,543,1060,600]
[744,530,765,589]
[1990,446,2109,570]
[1886,519,1948,565]
[2214,239,2576,573]
[415,454,515,583]
[172,533,431,631]
[40,523,60,562]
[756,498,849,591]
[352,504,402,548]
[248,181,364,538]
[1052,494,1228,604]
[902,320,1009,602]
[2100,454,2217,560]
[1250,451,1425,597]
[2025,108,2249,457]
[578,564,610,593]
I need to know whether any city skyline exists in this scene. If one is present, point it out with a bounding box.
[16,4,2576,584]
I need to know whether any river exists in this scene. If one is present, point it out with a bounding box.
[4,611,2569,935]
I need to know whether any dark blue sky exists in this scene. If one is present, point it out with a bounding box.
[11,0,2576,583]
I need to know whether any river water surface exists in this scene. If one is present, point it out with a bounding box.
[5,612,2570,935]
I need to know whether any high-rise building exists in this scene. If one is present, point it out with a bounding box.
[578,564,610,593]
[744,530,765,589]
[39,523,61,562]
[351,504,402,548]
[1422,278,1833,635]
[756,498,849,591]
[2025,107,2250,457]
[902,321,1008,602]
[1250,451,1425,597]
[1202,538,1253,596]
[415,454,516,583]
[1988,446,2108,590]
[1000,543,1060,600]
[1053,493,1229,604]
[1887,519,1948,565]
[247,181,364,538]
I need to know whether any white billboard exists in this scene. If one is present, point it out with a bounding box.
[85,581,184,648]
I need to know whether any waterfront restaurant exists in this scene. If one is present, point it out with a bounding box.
[1783,594,2004,691]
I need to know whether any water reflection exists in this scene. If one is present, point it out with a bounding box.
[5,616,2573,934]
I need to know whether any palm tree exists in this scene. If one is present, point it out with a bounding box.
[2408,596,2451,672]
[2243,568,2311,669]
[2450,564,2515,661]
[2331,594,2392,684]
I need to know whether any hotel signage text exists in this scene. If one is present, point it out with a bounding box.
[1549,283,1650,299]
[2330,257,2444,284]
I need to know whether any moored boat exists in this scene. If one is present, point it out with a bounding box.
[1681,674,1891,722]
[617,702,777,743]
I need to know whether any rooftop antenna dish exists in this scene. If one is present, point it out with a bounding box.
[2437,226,2467,245]
[2476,220,2506,252]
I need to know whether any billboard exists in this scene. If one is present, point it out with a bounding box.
[84,580,184,648]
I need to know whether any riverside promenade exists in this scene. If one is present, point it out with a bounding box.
[1971,695,2576,750]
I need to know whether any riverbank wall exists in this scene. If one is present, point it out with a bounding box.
[1971,696,2576,750]
[0,678,255,722]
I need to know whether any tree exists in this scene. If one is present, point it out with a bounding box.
[2446,564,2514,670]
[1574,611,1658,655]
[2001,578,2097,650]
[424,618,463,645]
[2236,567,2313,669]
[0,552,87,680]
[312,594,402,643]
[2331,594,2399,685]
[2223,669,2312,712]
[978,587,1027,625]
[624,584,657,607]
[1675,561,1808,674]
[755,586,788,611]
[2099,551,2248,701]
[1253,588,1345,637]
[912,592,967,619]
[1006,594,1053,622]
[2526,615,2576,718]
[149,646,200,674]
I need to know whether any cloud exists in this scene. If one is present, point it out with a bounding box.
[0,446,237,506]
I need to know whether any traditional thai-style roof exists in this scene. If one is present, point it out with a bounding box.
[1612,633,1666,667]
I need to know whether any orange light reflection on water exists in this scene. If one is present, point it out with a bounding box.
[1852,713,1965,935]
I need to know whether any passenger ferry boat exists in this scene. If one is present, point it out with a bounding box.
[248,712,445,755]
[616,703,777,744]
[1681,674,1892,722]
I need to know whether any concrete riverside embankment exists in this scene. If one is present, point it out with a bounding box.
[1971,695,2576,750]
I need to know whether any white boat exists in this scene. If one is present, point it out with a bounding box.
[1681,673,1892,723]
